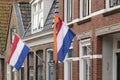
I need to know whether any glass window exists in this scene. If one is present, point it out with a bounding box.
[109,0,120,7]
[32,0,43,33]
[67,0,73,22]
[20,67,24,80]
[46,49,54,80]
[36,50,43,80]
[64,0,74,22]
[80,0,91,18]
[27,52,34,80]
[80,39,91,80]
[10,28,16,44]
[117,40,120,49]
[67,49,73,80]
[0,59,4,80]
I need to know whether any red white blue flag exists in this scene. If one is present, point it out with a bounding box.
[8,34,30,70]
[53,15,75,63]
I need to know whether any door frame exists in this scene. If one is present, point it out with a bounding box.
[113,34,120,80]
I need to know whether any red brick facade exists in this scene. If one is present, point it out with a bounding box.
[58,0,120,80]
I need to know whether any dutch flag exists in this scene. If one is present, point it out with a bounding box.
[53,15,76,63]
[8,34,30,71]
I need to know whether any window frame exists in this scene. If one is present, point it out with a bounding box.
[27,52,34,80]
[10,28,16,44]
[80,0,91,18]
[20,67,24,80]
[31,0,43,33]
[64,0,74,23]
[36,50,43,80]
[106,0,120,9]
[79,39,91,80]
[46,49,54,80]
[64,48,73,80]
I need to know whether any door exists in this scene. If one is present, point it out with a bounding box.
[117,53,120,80]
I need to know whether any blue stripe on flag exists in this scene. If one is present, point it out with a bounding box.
[58,29,75,62]
[14,44,30,70]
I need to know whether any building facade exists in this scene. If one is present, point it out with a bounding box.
[0,1,13,80]
[5,0,120,80]
[23,0,58,80]
[6,1,31,80]
[57,0,120,80]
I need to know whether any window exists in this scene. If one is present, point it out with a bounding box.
[0,59,4,80]
[20,67,24,80]
[79,39,91,80]
[32,0,43,33]
[27,52,34,80]
[64,0,74,22]
[36,50,43,80]
[64,49,73,80]
[10,28,16,44]
[46,49,54,80]
[109,0,120,7]
[7,64,12,80]
[80,0,91,18]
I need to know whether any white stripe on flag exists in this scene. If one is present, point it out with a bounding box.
[57,22,69,52]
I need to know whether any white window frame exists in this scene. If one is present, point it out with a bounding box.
[64,0,74,23]
[7,64,12,80]
[80,0,91,19]
[31,0,43,33]
[79,39,91,80]
[106,0,120,9]
[64,48,73,80]
[113,35,120,80]
[46,49,54,80]
[36,50,43,80]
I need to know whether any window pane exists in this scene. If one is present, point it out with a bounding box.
[29,67,34,80]
[68,49,73,58]
[67,0,72,22]
[80,39,91,80]
[33,4,37,12]
[33,14,38,31]
[38,12,43,30]
[21,68,24,80]
[83,59,90,80]
[32,0,43,32]
[37,67,43,80]
[67,61,72,80]
[83,0,89,17]
[0,59,4,80]
[117,41,120,49]
[28,52,34,80]
[11,28,16,44]
[82,45,91,56]
[109,0,120,7]
[36,50,43,80]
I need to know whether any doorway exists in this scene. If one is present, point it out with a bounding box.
[117,53,120,80]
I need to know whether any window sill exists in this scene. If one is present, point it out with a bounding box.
[67,6,120,25]
[103,7,120,16]
[67,17,91,26]
[77,18,91,25]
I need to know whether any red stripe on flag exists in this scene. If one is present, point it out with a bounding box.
[57,19,62,35]
[8,34,19,64]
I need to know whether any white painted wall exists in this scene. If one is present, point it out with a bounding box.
[102,35,113,80]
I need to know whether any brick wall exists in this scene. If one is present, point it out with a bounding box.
[0,1,13,80]
[57,0,120,79]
